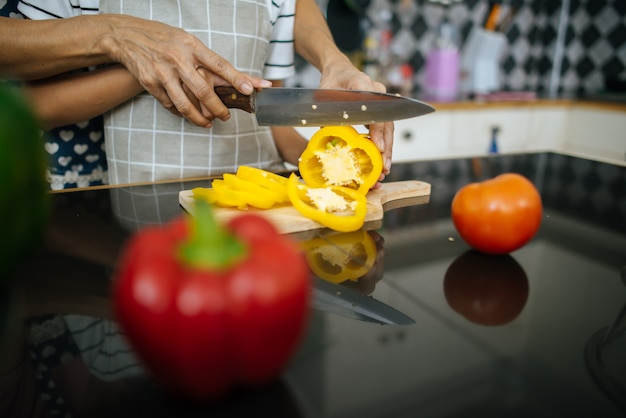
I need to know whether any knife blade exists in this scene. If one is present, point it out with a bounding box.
[215,86,435,126]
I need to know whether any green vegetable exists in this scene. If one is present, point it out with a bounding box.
[0,83,49,277]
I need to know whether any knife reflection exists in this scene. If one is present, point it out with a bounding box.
[312,277,415,325]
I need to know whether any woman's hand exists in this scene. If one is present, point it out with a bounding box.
[103,15,272,127]
[319,60,394,186]
[292,0,394,182]
[0,15,272,128]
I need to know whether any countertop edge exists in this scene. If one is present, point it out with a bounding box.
[429,98,626,113]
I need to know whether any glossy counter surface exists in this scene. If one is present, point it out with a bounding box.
[2,152,625,417]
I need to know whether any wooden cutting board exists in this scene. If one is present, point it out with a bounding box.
[178,180,431,235]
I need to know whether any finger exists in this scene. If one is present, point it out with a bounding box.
[367,121,393,175]
[382,121,394,174]
[181,82,213,127]
[162,78,213,127]
[207,56,271,95]
[146,85,177,114]
[176,69,231,122]
[192,53,269,111]
[367,122,385,153]
[213,73,273,92]
[181,81,202,112]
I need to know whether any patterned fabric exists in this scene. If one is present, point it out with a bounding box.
[26,315,77,417]
[100,0,295,184]
[3,0,108,189]
[46,120,108,190]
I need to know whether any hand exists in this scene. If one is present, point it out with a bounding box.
[106,15,272,127]
[319,59,394,183]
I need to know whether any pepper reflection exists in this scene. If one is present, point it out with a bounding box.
[301,229,384,295]
[443,250,529,326]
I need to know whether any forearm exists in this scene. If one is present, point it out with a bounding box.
[293,0,352,73]
[21,65,143,130]
[0,15,120,79]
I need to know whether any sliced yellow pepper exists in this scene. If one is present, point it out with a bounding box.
[212,179,276,209]
[301,229,378,283]
[298,126,383,194]
[287,173,367,232]
[235,166,289,203]
[193,167,289,210]
[193,184,248,210]
[222,173,283,206]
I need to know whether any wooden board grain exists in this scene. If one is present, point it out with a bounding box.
[179,180,431,235]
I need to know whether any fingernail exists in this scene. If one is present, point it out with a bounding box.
[241,82,253,95]
[385,158,391,173]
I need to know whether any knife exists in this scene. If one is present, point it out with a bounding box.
[313,276,415,326]
[215,86,435,126]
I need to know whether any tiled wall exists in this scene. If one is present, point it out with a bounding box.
[290,0,626,97]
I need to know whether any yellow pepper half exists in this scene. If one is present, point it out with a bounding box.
[301,230,378,283]
[298,126,383,194]
[287,173,367,232]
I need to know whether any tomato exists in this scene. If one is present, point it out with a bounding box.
[113,202,310,399]
[451,173,542,254]
[444,250,529,326]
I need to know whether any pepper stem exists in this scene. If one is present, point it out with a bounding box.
[178,200,247,271]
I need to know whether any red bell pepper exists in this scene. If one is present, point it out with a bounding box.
[113,202,310,399]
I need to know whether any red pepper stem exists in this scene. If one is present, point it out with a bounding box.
[179,200,247,271]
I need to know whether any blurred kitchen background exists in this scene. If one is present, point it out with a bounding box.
[287,0,626,101]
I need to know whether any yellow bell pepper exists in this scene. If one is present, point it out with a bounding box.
[193,167,289,210]
[193,181,247,209]
[193,179,273,210]
[235,166,289,203]
[222,173,284,206]
[301,230,378,283]
[298,126,383,194]
[287,173,367,232]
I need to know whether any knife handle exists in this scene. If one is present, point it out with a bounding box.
[214,86,254,113]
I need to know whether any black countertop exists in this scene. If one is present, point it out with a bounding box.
[2,152,625,418]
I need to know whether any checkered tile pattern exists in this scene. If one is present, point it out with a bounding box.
[291,0,626,96]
